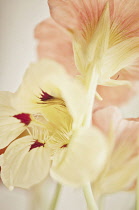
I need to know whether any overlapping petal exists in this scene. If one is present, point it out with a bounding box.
[35,15,139,106]
[48,0,139,43]
[96,67,139,106]
[14,59,88,128]
[48,0,139,100]
[92,106,139,197]
[51,126,108,186]
[0,136,50,189]
[0,91,31,149]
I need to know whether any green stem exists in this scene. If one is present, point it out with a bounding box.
[83,70,99,128]
[83,183,98,210]
[49,183,62,210]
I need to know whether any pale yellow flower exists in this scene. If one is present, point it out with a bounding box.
[0,59,108,189]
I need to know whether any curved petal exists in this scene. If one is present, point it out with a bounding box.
[50,127,108,186]
[0,91,30,149]
[96,65,139,107]
[1,136,50,189]
[0,121,26,149]
[122,59,139,81]
[92,106,139,196]
[35,18,77,76]
[109,0,139,40]
[48,0,110,38]
[93,106,122,136]
[48,0,139,42]
[0,91,14,106]
[101,37,139,81]
[15,59,88,127]
[49,0,139,80]
[93,156,139,197]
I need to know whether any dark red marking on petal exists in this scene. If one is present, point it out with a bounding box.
[13,113,31,125]
[40,90,53,101]
[61,144,68,148]
[29,140,45,151]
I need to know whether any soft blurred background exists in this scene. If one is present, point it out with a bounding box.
[0,0,138,209]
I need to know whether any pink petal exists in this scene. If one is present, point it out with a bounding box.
[93,106,139,191]
[35,18,139,106]
[93,106,122,136]
[48,0,139,42]
[96,82,138,107]
[34,18,78,76]
[109,0,139,39]
[93,106,139,141]
[48,0,107,38]
[96,61,139,107]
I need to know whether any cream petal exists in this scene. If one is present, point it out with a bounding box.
[0,91,14,106]
[56,78,88,128]
[0,154,4,166]
[102,37,139,80]
[1,136,50,189]
[87,3,110,65]
[40,103,73,134]
[0,92,28,148]
[0,106,17,116]
[50,127,108,186]
[15,59,87,127]
[93,156,139,196]
[73,2,110,75]
[100,79,131,87]
[0,123,25,149]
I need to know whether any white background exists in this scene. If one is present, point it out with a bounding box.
[0,0,138,209]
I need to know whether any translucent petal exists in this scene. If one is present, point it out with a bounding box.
[0,122,25,149]
[0,92,27,148]
[100,79,131,87]
[92,107,139,195]
[51,127,108,186]
[102,37,139,80]
[15,59,87,127]
[93,156,139,196]
[1,136,50,189]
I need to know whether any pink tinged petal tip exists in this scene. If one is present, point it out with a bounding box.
[29,140,45,151]
[39,90,53,101]
[13,113,31,125]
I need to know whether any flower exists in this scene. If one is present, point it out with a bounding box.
[35,15,139,106]
[92,106,139,198]
[0,59,108,189]
[48,0,139,86]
